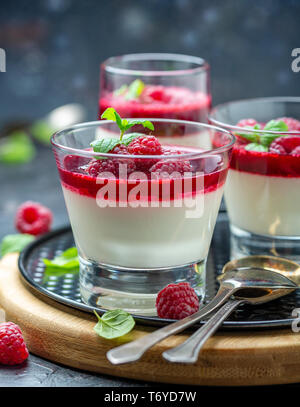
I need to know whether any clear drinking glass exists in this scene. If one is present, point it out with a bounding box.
[99,53,211,128]
[210,97,300,262]
[51,119,234,315]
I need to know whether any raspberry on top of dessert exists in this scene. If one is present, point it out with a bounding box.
[57,108,227,202]
[231,117,300,177]
[99,79,211,122]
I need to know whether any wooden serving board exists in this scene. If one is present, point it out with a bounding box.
[1,253,300,386]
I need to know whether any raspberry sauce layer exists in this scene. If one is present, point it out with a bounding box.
[99,85,211,123]
[57,156,227,201]
[230,146,300,177]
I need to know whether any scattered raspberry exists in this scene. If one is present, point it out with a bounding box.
[128,135,162,156]
[150,159,192,178]
[276,117,300,132]
[236,118,258,128]
[0,322,29,365]
[269,136,300,155]
[15,201,53,236]
[156,282,199,319]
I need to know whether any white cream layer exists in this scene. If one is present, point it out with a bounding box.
[62,185,224,268]
[225,169,300,236]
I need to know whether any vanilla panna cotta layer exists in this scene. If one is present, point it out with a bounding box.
[62,184,224,269]
[225,169,300,236]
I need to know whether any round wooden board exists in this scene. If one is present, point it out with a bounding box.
[1,254,300,386]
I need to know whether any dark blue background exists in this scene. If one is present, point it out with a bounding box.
[0,0,299,121]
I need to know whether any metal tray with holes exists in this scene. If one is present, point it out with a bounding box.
[18,213,299,330]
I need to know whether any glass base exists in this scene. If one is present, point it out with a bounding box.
[79,256,206,316]
[230,224,300,263]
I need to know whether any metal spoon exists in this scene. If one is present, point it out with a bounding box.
[162,270,297,364]
[106,267,297,365]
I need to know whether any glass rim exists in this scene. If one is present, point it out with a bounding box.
[210,96,300,135]
[51,118,235,160]
[101,53,210,77]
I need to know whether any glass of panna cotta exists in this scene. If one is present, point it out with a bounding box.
[210,97,300,262]
[51,118,234,315]
[99,54,211,139]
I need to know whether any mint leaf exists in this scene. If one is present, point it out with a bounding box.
[260,120,289,147]
[235,124,261,143]
[93,309,135,339]
[0,234,35,257]
[245,143,268,152]
[91,137,120,155]
[121,132,143,146]
[0,132,36,164]
[100,108,154,141]
[113,84,128,97]
[43,247,79,270]
[122,119,154,133]
[30,120,54,145]
[263,120,288,132]
[125,79,145,101]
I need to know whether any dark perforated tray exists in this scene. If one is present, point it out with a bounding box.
[18,213,299,329]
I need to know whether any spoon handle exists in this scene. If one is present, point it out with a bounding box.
[163,299,244,364]
[106,286,234,365]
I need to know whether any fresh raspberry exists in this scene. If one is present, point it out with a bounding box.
[63,155,90,172]
[0,322,29,365]
[128,136,162,156]
[141,86,171,103]
[156,282,199,319]
[110,144,129,155]
[15,201,53,236]
[87,159,117,177]
[292,146,300,155]
[269,136,300,155]
[236,118,258,128]
[150,159,192,178]
[276,117,300,131]
[87,156,136,178]
[128,136,162,171]
[162,147,183,156]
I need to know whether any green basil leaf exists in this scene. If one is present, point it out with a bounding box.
[0,131,36,164]
[93,309,135,339]
[91,137,120,155]
[0,234,35,257]
[43,247,79,270]
[121,132,143,146]
[125,79,145,101]
[245,143,268,152]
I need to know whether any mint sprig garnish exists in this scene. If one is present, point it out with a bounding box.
[43,247,79,270]
[237,120,289,152]
[93,309,135,339]
[113,79,145,101]
[0,234,35,257]
[91,108,154,156]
